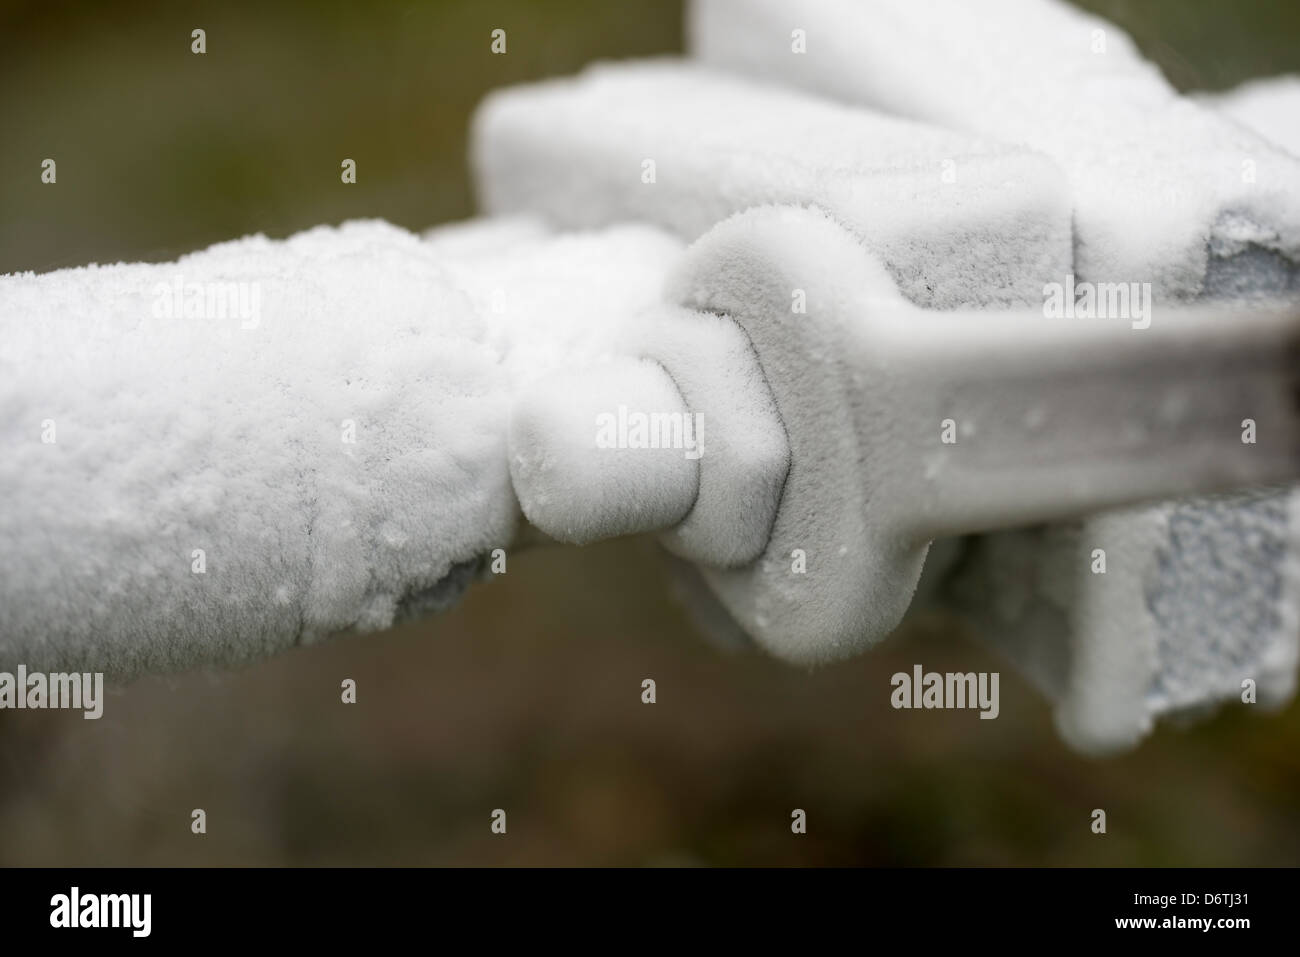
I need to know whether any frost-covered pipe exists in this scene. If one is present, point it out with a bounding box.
[690,0,1300,299]
[652,207,1300,664]
[472,59,1073,312]
[687,0,1300,750]
[0,218,692,677]
[3,209,1299,679]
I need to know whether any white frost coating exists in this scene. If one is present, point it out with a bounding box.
[0,219,690,677]
[509,357,700,544]
[431,214,791,568]
[1059,509,1165,751]
[425,216,793,564]
[691,0,1300,750]
[665,207,929,663]
[663,206,1300,665]
[947,513,1165,753]
[1146,492,1300,713]
[690,0,1300,299]
[1196,76,1300,160]
[471,59,1072,309]
[506,300,796,565]
[423,219,684,387]
[960,65,1300,751]
[622,306,790,569]
[949,493,1300,754]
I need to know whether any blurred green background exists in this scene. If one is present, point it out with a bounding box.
[1,0,1298,865]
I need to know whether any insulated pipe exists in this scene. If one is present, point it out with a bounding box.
[508,356,702,544]
[513,206,1300,664]
[0,219,690,677]
[3,210,1297,679]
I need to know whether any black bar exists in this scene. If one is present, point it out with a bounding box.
[0,867,1284,943]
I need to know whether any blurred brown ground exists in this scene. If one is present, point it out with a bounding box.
[1,0,1298,865]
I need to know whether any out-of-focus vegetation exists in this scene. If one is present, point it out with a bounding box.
[2,0,1298,865]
